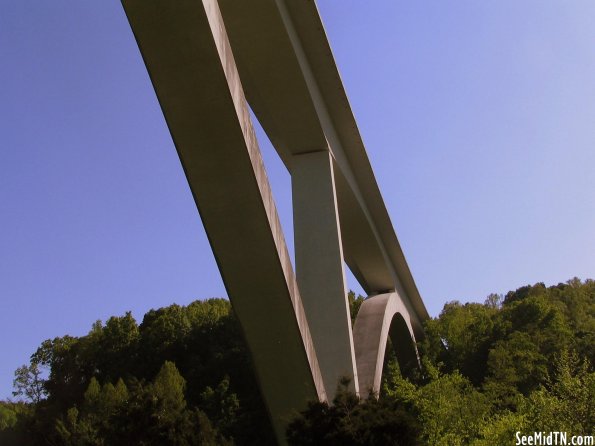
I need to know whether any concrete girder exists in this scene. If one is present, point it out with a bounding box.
[121,0,326,442]
[353,293,420,397]
[277,2,429,336]
[333,168,397,295]
[217,0,429,327]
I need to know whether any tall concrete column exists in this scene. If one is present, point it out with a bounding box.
[292,151,359,397]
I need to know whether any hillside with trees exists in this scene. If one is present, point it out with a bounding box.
[1,279,593,445]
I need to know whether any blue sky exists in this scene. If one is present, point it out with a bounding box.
[1,1,594,399]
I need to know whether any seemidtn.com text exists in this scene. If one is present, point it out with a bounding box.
[516,432,594,445]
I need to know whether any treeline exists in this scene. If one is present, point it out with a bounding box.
[1,279,594,445]
[1,298,275,445]
[290,279,594,444]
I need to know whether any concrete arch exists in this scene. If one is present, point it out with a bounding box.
[353,292,420,396]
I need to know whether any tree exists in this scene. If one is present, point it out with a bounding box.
[200,376,239,437]
[0,403,17,431]
[12,361,46,403]
[420,301,497,385]
[348,291,365,323]
[287,377,421,445]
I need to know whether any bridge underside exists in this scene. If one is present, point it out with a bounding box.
[121,0,429,443]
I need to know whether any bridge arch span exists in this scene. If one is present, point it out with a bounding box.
[353,292,420,397]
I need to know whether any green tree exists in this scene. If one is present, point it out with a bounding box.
[348,291,365,323]
[287,377,420,445]
[0,404,17,431]
[200,376,239,437]
[421,301,497,385]
[12,361,46,403]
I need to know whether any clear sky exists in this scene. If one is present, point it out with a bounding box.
[1,1,594,399]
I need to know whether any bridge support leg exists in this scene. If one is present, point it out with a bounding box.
[353,292,420,397]
[121,1,326,442]
[292,151,359,397]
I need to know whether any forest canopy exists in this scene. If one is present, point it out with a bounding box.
[1,278,593,445]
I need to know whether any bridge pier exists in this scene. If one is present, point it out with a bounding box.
[353,292,420,397]
[292,151,359,398]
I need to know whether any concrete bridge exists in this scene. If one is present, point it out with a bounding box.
[121,0,429,442]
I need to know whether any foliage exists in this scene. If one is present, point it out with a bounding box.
[289,278,594,445]
[1,279,593,445]
[12,361,47,403]
[287,377,421,445]
[0,401,31,445]
[2,298,274,445]
[52,361,228,446]
[348,291,365,324]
